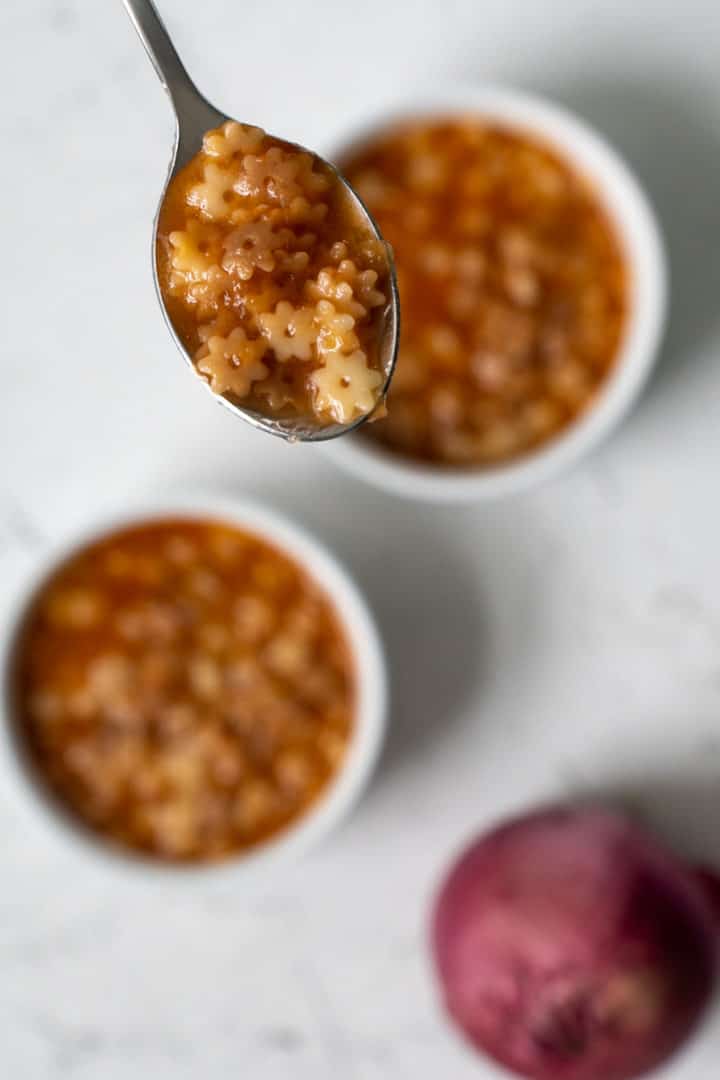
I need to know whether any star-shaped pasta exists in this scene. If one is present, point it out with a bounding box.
[195,328,268,397]
[221,222,292,280]
[197,312,234,342]
[305,259,386,318]
[283,197,328,229]
[276,250,310,274]
[172,265,230,317]
[254,369,303,411]
[314,300,359,357]
[305,267,366,318]
[256,301,316,362]
[310,351,383,424]
[263,197,328,232]
[236,148,329,206]
[339,260,386,310]
[168,220,222,275]
[202,121,265,160]
[187,163,236,221]
[167,222,231,314]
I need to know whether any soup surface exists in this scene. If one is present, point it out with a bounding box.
[341,118,628,466]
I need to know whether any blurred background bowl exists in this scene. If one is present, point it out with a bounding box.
[0,495,387,884]
[323,84,668,502]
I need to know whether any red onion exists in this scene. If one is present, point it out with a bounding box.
[432,805,718,1080]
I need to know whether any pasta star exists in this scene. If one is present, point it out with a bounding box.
[257,301,316,362]
[236,148,329,206]
[195,328,268,398]
[187,163,236,221]
[202,121,265,160]
[314,300,359,357]
[310,350,383,424]
[168,220,221,275]
[221,222,292,280]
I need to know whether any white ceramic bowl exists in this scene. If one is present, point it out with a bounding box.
[0,495,387,884]
[322,85,668,502]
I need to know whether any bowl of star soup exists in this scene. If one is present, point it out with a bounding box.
[0,497,386,878]
[325,87,667,501]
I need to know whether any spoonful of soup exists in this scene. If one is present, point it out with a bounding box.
[122,0,398,441]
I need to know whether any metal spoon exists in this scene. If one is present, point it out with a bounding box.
[122,0,399,442]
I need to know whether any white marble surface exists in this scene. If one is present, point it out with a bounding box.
[3,1,720,1076]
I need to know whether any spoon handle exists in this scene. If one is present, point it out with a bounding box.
[122,0,224,155]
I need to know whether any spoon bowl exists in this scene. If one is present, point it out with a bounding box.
[123,0,399,442]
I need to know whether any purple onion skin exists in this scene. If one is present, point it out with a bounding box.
[432,806,718,1080]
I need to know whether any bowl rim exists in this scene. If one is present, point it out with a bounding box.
[0,494,387,885]
[321,83,668,502]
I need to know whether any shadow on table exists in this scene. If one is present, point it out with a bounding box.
[352,504,490,780]
[204,466,492,779]
[564,757,720,869]
[267,474,485,775]
[541,73,720,406]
